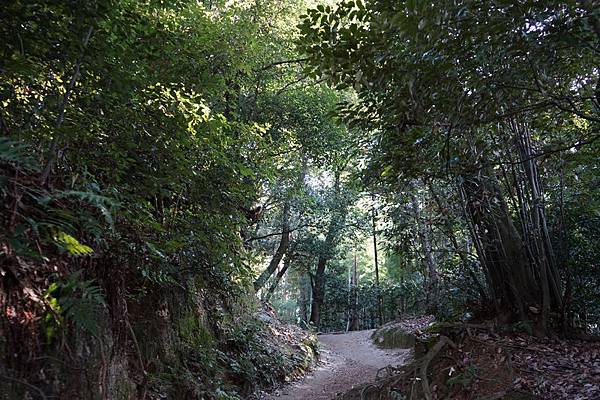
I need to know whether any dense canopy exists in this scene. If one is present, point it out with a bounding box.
[1,0,599,399]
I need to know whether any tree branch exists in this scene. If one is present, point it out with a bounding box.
[258,57,308,71]
[245,223,308,242]
[40,25,94,186]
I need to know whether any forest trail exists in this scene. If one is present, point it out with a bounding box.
[262,329,408,400]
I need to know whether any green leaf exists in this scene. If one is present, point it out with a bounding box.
[53,231,94,256]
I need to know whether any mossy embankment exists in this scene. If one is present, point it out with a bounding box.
[1,260,317,400]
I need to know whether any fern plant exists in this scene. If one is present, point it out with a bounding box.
[35,188,119,255]
[0,136,39,172]
[44,271,106,337]
[38,189,118,228]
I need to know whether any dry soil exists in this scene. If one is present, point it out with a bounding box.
[261,329,408,400]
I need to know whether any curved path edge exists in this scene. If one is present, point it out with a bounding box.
[261,329,409,400]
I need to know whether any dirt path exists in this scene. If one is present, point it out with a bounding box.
[262,329,408,400]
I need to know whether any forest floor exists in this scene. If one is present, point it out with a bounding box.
[260,329,409,400]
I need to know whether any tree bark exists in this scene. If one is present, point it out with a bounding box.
[264,242,296,302]
[510,121,563,331]
[309,255,327,328]
[309,172,347,329]
[254,201,290,291]
[371,196,383,325]
[410,186,438,309]
[298,272,310,325]
[347,252,359,331]
[461,172,538,322]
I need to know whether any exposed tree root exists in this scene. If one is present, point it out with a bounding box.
[341,325,515,400]
[0,374,48,400]
[343,318,600,400]
[420,336,456,400]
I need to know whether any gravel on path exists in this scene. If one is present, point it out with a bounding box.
[261,329,408,400]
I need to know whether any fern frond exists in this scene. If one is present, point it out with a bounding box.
[45,272,106,335]
[38,190,118,227]
[0,136,39,171]
[52,230,94,256]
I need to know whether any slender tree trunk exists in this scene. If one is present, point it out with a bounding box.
[429,182,488,302]
[263,255,290,302]
[410,187,438,309]
[511,121,564,331]
[264,242,297,302]
[558,154,573,331]
[41,26,94,186]
[254,201,290,291]
[348,252,359,331]
[458,180,497,310]
[371,197,383,325]
[298,272,310,325]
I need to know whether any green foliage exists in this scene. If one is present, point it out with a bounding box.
[6,0,600,398]
[0,0,338,395]
[39,190,117,228]
[297,0,600,330]
[44,271,106,336]
[51,230,94,255]
[0,136,39,172]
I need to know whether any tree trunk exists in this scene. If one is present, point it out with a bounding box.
[254,201,290,291]
[309,255,327,328]
[298,272,310,325]
[348,252,359,331]
[429,182,488,302]
[309,172,347,329]
[511,121,563,331]
[557,153,573,331]
[371,197,383,325]
[410,187,438,309]
[264,243,296,302]
[461,172,539,322]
